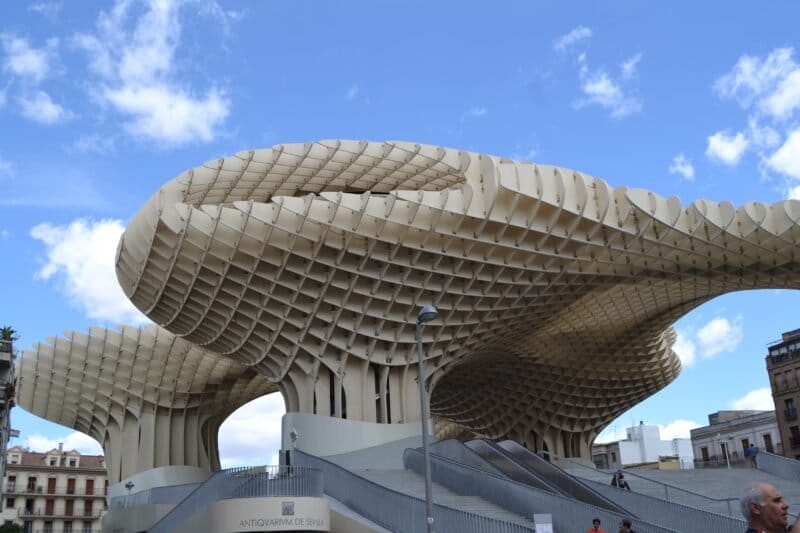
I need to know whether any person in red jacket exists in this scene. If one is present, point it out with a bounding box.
[586,518,607,533]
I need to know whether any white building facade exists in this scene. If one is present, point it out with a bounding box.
[690,410,780,466]
[0,337,16,482]
[592,422,694,470]
[1,445,107,533]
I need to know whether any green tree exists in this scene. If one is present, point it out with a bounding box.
[0,326,19,342]
[0,522,23,533]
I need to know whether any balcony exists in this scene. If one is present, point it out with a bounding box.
[18,507,104,519]
[0,341,11,368]
[4,484,107,497]
[24,530,102,533]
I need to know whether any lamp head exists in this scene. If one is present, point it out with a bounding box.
[417,305,439,324]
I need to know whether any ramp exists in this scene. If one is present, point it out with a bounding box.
[495,439,631,514]
[463,439,567,494]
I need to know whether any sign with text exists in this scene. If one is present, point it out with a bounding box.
[199,496,330,532]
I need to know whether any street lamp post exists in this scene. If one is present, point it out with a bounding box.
[416,305,438,533]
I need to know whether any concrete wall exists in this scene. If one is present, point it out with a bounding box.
[108,464,211,498]
[282,412,425,457]
[175,496,329,533]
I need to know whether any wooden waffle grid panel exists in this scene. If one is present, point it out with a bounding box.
[16,325,275,483]
[114,140,800,459]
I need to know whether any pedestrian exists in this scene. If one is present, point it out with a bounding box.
[740,481,800,533]
[747,444,759,468]
[611,471,631,490]
[618,518,635,533]
[586,517,607,533]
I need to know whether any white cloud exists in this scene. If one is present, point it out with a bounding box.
[219,393,285,468]
[668,153,695,181]
[747,117,781,149]
[730,388,774,411]
[714,48,797,110]
[709,48,800,178]
[30,218,149,325]
[621,52,643,80]
[788,184,800,200]
[29,2,62,21]
[762,69,800,120]
[672,329,697,367]
[659,419,701,440]
[768,128,800,179]
[1,34,57,82]
[74,0,232,146]
[556,30,641,120]
[696,315,743,358]
[18,90,72,124]
[0,156,12,177]
[345,84,358,101]
[510,147,538,162]
[553,26,592,52]
[104,84,228,144]
[25,431,103,455]
[594,424,628,444]
[68,133,115,154]
[577,71,641,118]
[461,105,488,121]
[706,130,749,166]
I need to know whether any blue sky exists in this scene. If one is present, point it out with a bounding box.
[2,0,800,463]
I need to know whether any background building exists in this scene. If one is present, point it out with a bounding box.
[767,328,800,460]
[592,422,694,470]
[0,333,16,482]
[690,410,780,467]
[1,445,107,533]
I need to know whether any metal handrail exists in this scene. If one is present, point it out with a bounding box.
[107,482,201,511]
[579,477,746,532]
[549,451,739,513]
[404,448,681,533]
[148,465,322,533]
[296,449,535,533]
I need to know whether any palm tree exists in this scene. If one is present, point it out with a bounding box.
[0,325,18,353]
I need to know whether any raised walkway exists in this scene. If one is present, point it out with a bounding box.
[565,463,800,517]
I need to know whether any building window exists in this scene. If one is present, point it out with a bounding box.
[763,433,774,453]
[43,521,53,533]
[611,452,617,462]
[786,399,797,420]
[6,497,14,508]
[49,457,57,466]
[63,522,72,533]
[68,458,76,467]
[9,454,19,464]
[82,521,91,533]
[791,425,800,447]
